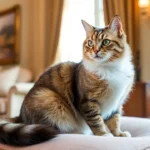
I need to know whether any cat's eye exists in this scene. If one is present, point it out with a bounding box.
[102,39,110,46]
[88,40,94,47]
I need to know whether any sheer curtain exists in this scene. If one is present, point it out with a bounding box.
[57,0,104,63]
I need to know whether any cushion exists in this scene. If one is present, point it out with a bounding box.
[1,134,150,150]
[0,66,20,96]
[0,117,150,150]
[17,68,33,82]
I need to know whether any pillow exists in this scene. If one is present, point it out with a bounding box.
[0,66,20,96]
[17,68,33,82]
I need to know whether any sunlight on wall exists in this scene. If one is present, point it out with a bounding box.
[58,0,104,63]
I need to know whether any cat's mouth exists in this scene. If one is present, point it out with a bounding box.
[95,55,103,59]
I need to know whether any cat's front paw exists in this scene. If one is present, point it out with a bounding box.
[95,131,114,137]
[119,131,131,137]
[114,131,131,137]
[102,133,114,137]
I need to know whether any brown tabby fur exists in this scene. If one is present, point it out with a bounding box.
[0,16,134,146]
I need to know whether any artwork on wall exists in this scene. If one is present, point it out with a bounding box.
[0,5,20,65]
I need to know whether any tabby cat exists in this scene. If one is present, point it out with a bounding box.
[0,16,134,146]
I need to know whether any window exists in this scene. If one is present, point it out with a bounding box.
[58,0,104,63]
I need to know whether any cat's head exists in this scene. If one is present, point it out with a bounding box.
[82,16,128,65]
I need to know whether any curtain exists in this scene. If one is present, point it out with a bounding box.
[26,0,64,79]
[103,0,140,64]
[44,0,64,68]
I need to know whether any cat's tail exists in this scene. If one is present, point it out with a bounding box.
[0,118,58,146]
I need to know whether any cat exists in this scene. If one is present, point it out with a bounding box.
[0,16,134,146]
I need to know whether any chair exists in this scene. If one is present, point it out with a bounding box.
[7,82,34,117]
[0,66,33,118]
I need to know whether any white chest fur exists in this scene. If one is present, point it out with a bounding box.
[83,54,134,120]
[100,64,134,119]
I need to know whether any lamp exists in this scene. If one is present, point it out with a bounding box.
[139,0,150,15]
[139,0,149,7]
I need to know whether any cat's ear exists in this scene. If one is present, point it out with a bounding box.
[109,16,123,37]
[81,20,93,37]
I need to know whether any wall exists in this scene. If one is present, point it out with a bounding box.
[0,0,45,78]
[139,12,150,82]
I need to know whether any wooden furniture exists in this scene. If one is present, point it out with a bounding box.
[124,82,150,118]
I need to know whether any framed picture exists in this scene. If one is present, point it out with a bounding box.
[0,5,20,65]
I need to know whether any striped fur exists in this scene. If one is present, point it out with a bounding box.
[0,16,134,146]
[0,119,58,146]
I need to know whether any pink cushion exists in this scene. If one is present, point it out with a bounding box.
[0,117,150,150]
[0,135,150,150]
[121,117,150,137]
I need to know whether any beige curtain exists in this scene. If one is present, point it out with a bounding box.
[103,0,140,64]
[44,0,64,68]
[26,0,64,79]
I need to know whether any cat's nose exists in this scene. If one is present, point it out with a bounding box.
[96,50,100,54]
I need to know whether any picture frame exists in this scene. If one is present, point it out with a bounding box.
[0,5,20,65]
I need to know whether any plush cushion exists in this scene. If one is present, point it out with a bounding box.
[0,117,150,150]
[0,66,20,96]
